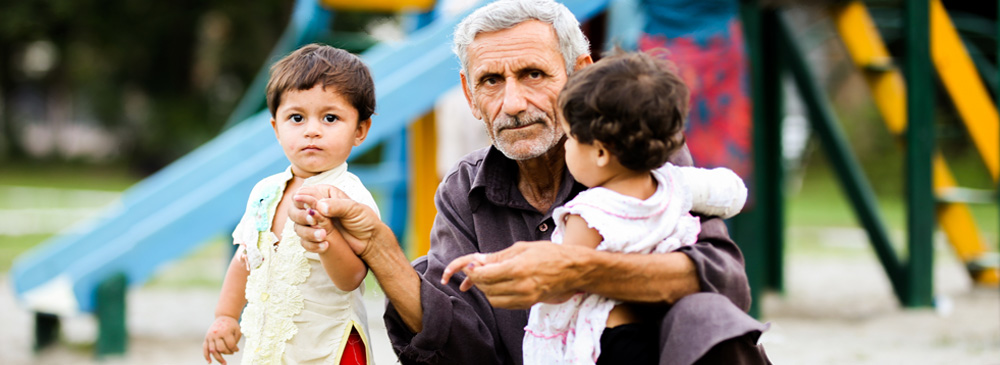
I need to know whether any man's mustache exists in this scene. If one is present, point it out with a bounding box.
[495,110,547,131]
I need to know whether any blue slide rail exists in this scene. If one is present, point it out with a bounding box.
[9,0,611,315]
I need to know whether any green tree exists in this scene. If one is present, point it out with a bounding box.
[0,0,292,171]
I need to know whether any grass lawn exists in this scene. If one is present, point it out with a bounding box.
[0,234,51,272]
[0,160,141,191]
[787,163,998,240]
[0,162,144,272]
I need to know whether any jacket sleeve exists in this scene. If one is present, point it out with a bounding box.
[669,143,752,311]
[677,215,752,311]
[383,168,510,365]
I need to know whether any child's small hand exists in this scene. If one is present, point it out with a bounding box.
[298,204,356,255]
[299,206,331,254]
[203,316,241,364]
[441,253,489,291]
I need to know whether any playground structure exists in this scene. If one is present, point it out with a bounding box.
[7,0,1000,356]
[740,0,1000,317]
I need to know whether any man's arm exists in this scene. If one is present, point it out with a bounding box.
[463,144,751,311]
[381,176,511,364]
[463,214,748,310]
[357,224,425,332]
[291,180,509,364]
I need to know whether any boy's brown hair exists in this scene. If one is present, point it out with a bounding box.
[559,51,689,172]
[265,43,375,121]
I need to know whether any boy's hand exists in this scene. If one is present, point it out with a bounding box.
[203,316,241,364]
[292,185,339,253]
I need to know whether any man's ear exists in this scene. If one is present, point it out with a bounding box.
[594,140,610,168]
[354,118,372,146]
[573,54,594,73]
[460,71,482,120]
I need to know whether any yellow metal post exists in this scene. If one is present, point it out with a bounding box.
[319,0,435,12]
[834,1,999,285]
[930,0,1000,182]
[408,112,439,259]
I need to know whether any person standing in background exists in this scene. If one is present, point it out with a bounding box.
[638,0,753,190]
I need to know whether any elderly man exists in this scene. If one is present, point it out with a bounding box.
[290,0,769,364]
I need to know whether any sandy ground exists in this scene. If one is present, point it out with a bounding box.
[2,227,998,364]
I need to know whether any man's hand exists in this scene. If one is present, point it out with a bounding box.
[203,315,241,364]
[290,185,381,257]
[441,253,489,291]
[443,241,587,309]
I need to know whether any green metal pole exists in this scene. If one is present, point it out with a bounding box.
[739,0,768,319]
[776,13,908,301]
[96,273,128,357]
[903,0,935,308]
[760,9,785,294]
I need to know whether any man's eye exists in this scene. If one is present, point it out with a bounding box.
[324,114,338,123]
[528,71,543,79]
[483,77,497,86]
[290,114,303,122]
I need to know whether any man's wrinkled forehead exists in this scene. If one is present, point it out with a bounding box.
[465,20,564,74]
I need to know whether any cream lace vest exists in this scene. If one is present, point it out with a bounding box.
[232,164,380,364]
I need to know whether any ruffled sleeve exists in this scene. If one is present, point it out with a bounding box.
[233,180,281,271]
[671,164,747,219]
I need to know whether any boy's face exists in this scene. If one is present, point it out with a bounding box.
[271,84,370,178]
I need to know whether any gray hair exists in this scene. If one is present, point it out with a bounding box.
[453,0,591,86]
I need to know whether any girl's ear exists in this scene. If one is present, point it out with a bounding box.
[354,118,372,146]
[594,141,611,168]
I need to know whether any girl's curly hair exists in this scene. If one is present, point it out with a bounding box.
[559,51,688,172]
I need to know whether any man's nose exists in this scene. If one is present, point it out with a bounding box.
[501,78,528,116]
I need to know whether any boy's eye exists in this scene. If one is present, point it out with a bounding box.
[324,114,338,123]
[290,114,303,123]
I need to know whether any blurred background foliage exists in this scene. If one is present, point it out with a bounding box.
[0,0,392,174]
[0,0,292,172]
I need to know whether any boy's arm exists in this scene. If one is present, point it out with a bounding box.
[215,252,249,318]
[303,224,368,291]
[204,252,249,364]
[296,184,370,291]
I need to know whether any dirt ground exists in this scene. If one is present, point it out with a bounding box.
[2,227,998,364]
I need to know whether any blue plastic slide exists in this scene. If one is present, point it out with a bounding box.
[10,0,610,315]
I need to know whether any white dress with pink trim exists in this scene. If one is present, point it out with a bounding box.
[521,164,746,365]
